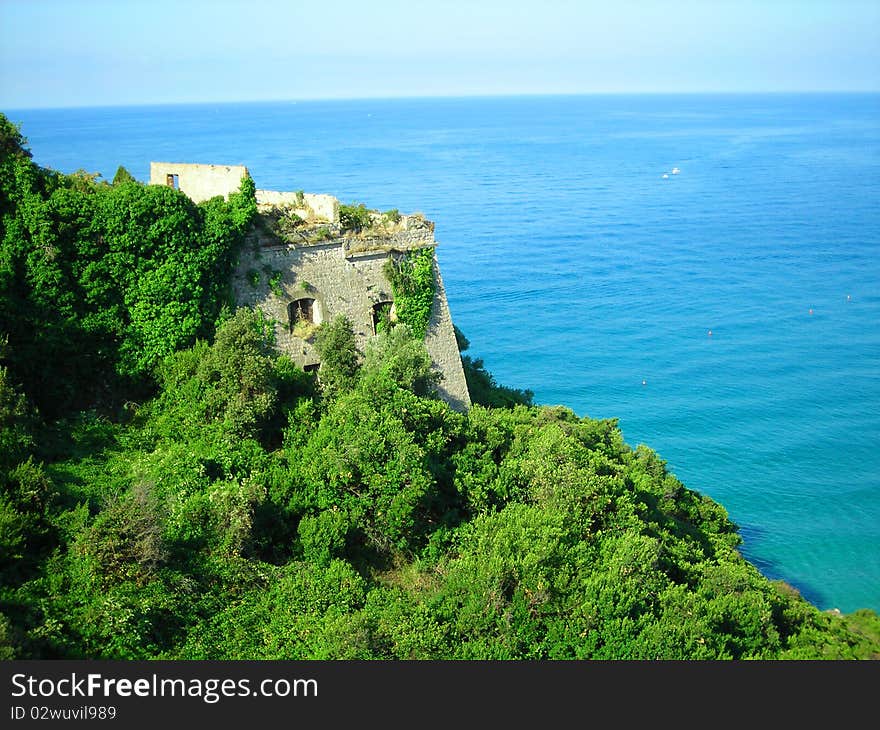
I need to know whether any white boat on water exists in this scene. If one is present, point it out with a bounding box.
[671,167,680,174]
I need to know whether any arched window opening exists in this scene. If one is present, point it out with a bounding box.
[289,298,316,331]
[372,300,394,335]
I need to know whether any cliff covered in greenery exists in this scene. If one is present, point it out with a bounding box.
[1,113,878,660]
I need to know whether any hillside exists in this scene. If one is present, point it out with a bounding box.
[1,112,878,660]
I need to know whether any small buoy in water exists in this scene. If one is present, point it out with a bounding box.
[642,379,647,386]
[809,308,813,315]
[847,294,851,301]
[708,329,713,337]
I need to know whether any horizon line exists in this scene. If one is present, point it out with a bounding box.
[4,88,879,113]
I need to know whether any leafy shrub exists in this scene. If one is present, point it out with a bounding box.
[0,120,258,416]
[362,324,439,397]
[268,270,284,296]
[299,510,350,565]
[339,203,373,232]
[382,248,436,340]
[313,315,361,399]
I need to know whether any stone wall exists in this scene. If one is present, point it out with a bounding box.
[232,224,471,411]
[149,162,249,203]
[255,190,340,223]
[150,160,471,410]
[424,258,471,411]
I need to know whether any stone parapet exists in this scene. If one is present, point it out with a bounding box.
[255,190,340,223]
[149,162,248,203]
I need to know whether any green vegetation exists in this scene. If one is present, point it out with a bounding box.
[339,202,373,233]
[0,113,257,419]
[383,248,436,340]
[273,197,409,247]
[267,270,284,297]
[273,208,305,238]
[312,315,360,399]
[111,166,137,186]
[373,301,394,334]
[312,226,332,242]
[1,112,879,660]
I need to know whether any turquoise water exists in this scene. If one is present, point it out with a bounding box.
[7,94,880,613]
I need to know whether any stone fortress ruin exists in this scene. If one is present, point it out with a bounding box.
[149,162,471,411]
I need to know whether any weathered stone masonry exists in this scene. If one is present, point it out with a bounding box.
[150,162,249,203]
[149,161,471,411]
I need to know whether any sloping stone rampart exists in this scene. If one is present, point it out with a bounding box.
[231,229,471,411]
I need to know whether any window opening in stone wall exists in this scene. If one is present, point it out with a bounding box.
[166,173,179,190]
[372,300,394,335]
[289,298,318,340]
[289,298,315,328]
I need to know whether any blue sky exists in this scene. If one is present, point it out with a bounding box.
[1,0,878,108]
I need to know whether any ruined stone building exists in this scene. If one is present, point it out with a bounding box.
[149,162,471,411]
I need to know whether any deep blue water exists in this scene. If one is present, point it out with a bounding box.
[7,94,880,614]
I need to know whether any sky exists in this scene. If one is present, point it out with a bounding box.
[1,0,878,109]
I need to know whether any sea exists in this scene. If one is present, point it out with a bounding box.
[6,93,879,614]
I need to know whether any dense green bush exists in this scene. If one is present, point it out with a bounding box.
[0,114,256,417]
[383,248,436,340]
[313,315,361,399]
[339,202,372,232]
[362,324,439,397]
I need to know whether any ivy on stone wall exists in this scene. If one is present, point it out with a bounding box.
[382,247,436,341]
